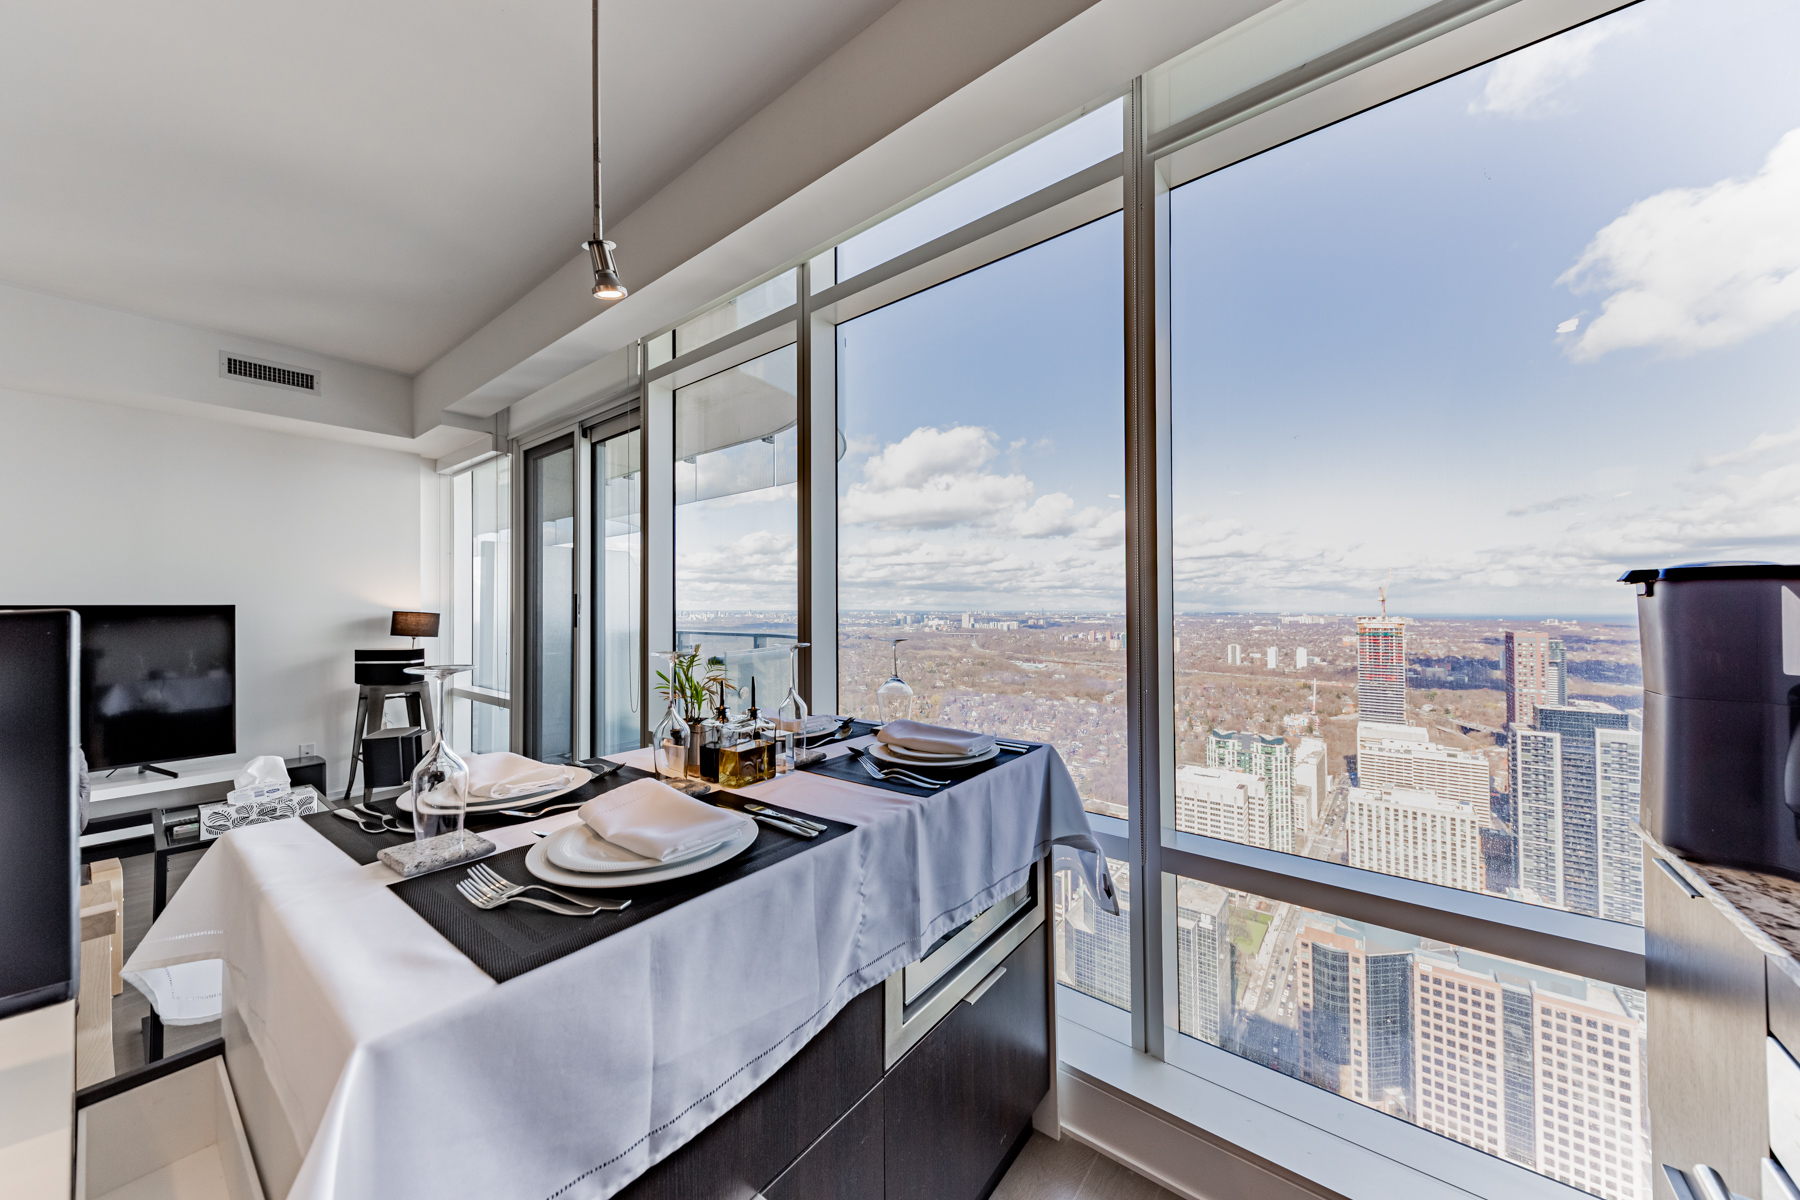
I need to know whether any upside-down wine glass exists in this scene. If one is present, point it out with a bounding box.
[875,638,914,725]
[405,663,472,843]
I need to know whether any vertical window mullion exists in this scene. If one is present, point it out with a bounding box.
[1124,76,1173,1059]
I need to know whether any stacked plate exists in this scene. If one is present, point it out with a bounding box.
[525,819,757,890]
[397,767,593,814]
[868,742,998,768]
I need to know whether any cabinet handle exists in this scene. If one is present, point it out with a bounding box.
[963,966,1006,1006]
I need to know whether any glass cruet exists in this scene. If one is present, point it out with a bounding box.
[777,641,810,772]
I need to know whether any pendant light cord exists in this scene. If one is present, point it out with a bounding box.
[591,0,601,243]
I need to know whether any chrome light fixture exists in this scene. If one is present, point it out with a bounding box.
[583,0,626,300]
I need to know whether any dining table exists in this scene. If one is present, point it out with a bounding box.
[122,724,1113,1200]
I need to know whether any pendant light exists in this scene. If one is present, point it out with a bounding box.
[583,0,626,300]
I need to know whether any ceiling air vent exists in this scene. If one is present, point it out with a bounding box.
[219,352,316,393]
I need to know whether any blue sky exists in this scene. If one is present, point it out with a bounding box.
[685,0,1800,618]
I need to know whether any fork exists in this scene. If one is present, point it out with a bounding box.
[457,862,631,915]
[856,755,944,790]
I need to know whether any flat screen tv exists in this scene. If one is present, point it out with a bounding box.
[69,605,236,770]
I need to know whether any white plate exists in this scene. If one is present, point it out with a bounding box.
[871,743,998,768]
[398,767,592,813]
[524,821,759,890]
[543,823,730,873]
[877,741,998,761]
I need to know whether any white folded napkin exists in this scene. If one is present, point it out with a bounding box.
[875,719,995,756]
[577,778,752,862]
[463,751,578,800]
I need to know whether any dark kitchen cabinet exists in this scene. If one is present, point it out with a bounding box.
[618,866,1049,1200]
[882,925,1049,1200]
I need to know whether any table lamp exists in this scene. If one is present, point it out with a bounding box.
[390,610,440,648]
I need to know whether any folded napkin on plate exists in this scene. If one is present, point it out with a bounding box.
[577,778,751,862]
[463,751,579,800]
[875,719,995,756]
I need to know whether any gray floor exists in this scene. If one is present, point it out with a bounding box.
[103,845,219,1076]
[993,1132,1184,1200]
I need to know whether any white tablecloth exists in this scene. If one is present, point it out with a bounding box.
[124,738,1109,1200]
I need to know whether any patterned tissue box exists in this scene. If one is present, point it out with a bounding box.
[199,785,326,840]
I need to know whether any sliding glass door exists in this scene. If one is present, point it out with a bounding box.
[591,420,643,755]
[524,434,575,764]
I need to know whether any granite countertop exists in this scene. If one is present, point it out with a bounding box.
[1686,860,1800,962]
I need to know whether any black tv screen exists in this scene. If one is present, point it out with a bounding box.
[72,605,236,769]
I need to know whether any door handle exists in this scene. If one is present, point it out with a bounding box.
[963,965,1006,1006]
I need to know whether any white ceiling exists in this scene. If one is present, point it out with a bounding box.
[0,0,897,375]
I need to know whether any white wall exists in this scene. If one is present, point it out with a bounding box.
[0,385,432,790]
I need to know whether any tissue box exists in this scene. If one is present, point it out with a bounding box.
[199,784,326,840]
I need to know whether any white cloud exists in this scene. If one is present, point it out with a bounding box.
[1558,128,1800,360]
[1556,317,1580,334]
[840,425,1037,530]
[1469,23,1616,118]
[1507,493,1588,517]
[1698,421,1800,469]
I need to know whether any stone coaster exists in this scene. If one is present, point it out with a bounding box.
[378,829,495,878]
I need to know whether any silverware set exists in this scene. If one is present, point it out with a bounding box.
[847,746,945,789]
[996,739,1034,753]
[331,803,415,834]
[455,861,630,916]
[741,803,825,838]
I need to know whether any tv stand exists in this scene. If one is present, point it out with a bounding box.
[138,763,180,780]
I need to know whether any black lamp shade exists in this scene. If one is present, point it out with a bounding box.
[390,610,440,639]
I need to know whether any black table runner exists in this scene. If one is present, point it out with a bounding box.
[301,778,852,984]
[798,724,1040,796]
[389,793,852,982]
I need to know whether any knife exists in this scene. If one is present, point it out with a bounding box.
[749,812,819,838]
[744,802,826,832]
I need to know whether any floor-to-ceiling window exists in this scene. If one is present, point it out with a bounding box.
[673,344,799,704]
[835,214,1127,817]
[524,435,575,763]
[592,420,642,755]
[448,455,511,753]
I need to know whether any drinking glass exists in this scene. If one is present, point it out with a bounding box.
[777,641,810,772]
[405,664,472,842]
[876,638,914,725]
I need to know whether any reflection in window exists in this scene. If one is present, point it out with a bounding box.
[676,270,798,358]
[836,215,1126,816]
[593,428,641,755]
[1165,0,1800,925]
[1170,878,1649,1197]
[836,99,1123,279]
[674,345,799,703]
[449,456,510,754]
[526,438,575,763]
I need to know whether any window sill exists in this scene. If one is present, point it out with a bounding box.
[1056,987,1585,1200]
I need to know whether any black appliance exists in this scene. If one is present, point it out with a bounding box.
[1624,563,1800,878]
[65,605,236,773]
[0,608,79,1018]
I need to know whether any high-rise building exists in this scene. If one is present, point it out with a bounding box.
[1501,984,1537,1167]
[1296,648,1308,670]
[1595,728,1644,925]
[1060,860,1131,1008]
[1355,736,1492,825]
[1347,786,1484,891]
[1504,631,1568,729]
[1207,730,1296,852]
[1356,616,1407,726]
[1294,737,1328,830]
[1528,984,1647,1198]
[1267,646,1278,669]
[1413,957,1508,1155]
[1228,644,1242,666]
[1510,726,1563,907]
[1174,764,1270,848]
[1175,879,1233,1045]
[1296,917,1413,1115]
[1533,704,1633,918]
